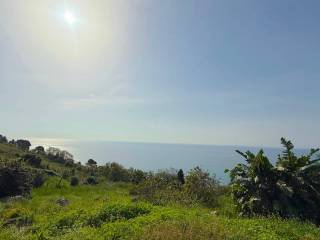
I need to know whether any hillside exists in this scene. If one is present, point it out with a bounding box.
[0,142,67,174]
[0,140,320,240]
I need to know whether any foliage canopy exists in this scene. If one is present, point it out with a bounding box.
[227,138,320,223]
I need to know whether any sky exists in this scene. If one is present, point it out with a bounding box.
[0,0,320,148]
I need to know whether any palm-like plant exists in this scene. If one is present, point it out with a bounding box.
[227,138,320,223]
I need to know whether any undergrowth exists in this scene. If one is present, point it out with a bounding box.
[0,178,319,240]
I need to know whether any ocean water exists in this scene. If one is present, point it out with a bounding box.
[30,139,309,183]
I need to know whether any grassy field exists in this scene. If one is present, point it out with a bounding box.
[1,177,319,240]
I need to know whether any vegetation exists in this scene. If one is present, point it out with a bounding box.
[0,161,32,198]
[0,135,8,143]
[227,138,320,224]
[86,159,97,167]
[15,140,31,151]
[70,176,79,186]
[22,154,42,168]
[0,134,319,239]
[177,169,185,185]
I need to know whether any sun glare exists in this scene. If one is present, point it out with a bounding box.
[64,10,76,25]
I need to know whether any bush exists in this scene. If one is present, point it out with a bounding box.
[107,162,130,182]
[1,207,33,227]
[139,220,226,240]
[0,161,32,198]
[15,139,31,151]
[129,168,147,184]
[86,203,151,227]
[34,146,45,154]
[184,167,219,207]
[130,168,222,207]
[46,147,74,164]
[85,176,98,185]
[22,154,42,168]
[177,169,185,185]
[227,138,320,223]
[98,163,148,183]
[86,159,97,167]
[130,170,185,205]
[70,176,79,186]
[65,160,75,167]
[32,171,46,188]
[0,134,8,143]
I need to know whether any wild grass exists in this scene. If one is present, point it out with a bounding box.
[0,177,319,240]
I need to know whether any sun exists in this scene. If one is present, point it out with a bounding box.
[64,10,76,25]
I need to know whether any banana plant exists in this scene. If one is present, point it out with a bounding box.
[227,138,320,224]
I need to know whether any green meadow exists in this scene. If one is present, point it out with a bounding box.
[1,177,320,240]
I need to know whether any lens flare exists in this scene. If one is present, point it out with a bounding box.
[64,10,76,25]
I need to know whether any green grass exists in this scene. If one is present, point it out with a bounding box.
[0,177,319,240]
[0,143,24,161]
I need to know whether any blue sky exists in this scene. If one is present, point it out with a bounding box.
[0,0,320,148]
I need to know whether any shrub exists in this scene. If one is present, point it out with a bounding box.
[177,169,185,185]
[22,154,42,168]
[129,168,147,184]
[65,160,75,167]
[34,146,45,154]
[70,176,79,186]
[44,169,59,176]
[0,134,8,143]
[139,220,226,240]
[1,207,33,227]
[46,147,74,164]
[184,167,219,207]
[32,171,46,188]
[0,161,32,198]
[15,139,31,151]
[53,212,82,232]
[86,159,97,167]
[108,162,130,182]
[227,138,320,223]
[85,176,98,185]
[131,168,222,207]
[86,203,151,227]
[130,170,184,205]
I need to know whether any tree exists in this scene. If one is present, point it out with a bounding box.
[177,169,185,185]
[0,134,8,143]
[227,138,320,223]
[34,146,45,154]
[15,140,31,151]
[46,147,74,164]
[86,159,97,167]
